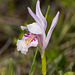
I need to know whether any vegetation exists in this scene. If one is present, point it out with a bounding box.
[0,0,75,75]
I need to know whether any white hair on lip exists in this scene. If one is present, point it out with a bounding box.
[17,33,38,54]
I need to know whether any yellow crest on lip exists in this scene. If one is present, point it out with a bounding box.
[25,34,35,45]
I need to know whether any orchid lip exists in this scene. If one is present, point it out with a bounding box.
[24,32,38,45]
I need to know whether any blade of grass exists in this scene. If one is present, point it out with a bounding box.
[45,5,50,19]
[29,47,38,75]
[8,59,14,75]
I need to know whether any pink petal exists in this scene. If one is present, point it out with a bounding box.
[21,26,28,30]
[44,11,60,49]
[36,0,47,30]
[27,7,43,30]
[27,23,43,34]
[50,11,60,29]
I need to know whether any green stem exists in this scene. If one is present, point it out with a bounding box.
[41,53,46,75]
[29,47,38,75]
[45,5,50,19]
[41,5,50,75]
[29,5,50,75]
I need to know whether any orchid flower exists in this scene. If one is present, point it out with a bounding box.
[17,0,59,57]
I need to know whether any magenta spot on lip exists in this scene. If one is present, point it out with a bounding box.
[35,36,38,39]
[32,39,36,41]
[30,36,38,43]
[24,35,28,37]
[24,32,30,37]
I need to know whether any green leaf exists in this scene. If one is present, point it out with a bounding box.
[8,59,14,75]
[64,72,75,75]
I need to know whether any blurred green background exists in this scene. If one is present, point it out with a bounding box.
[0,0,75,75]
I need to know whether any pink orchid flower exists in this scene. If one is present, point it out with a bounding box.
[17,0,59,57]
